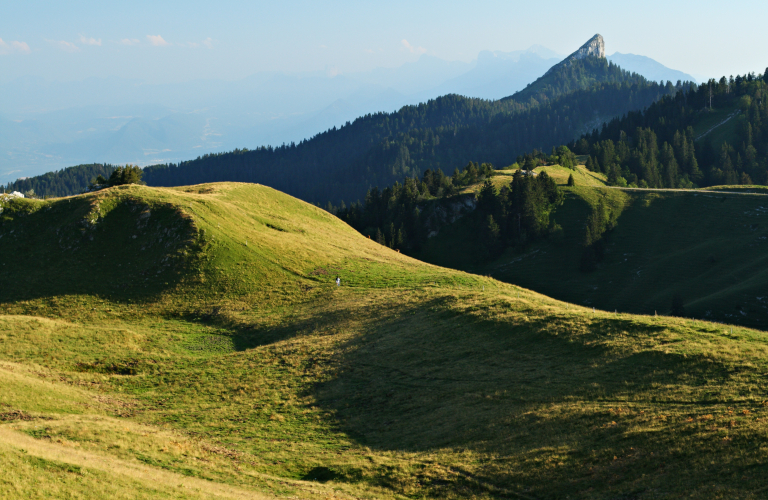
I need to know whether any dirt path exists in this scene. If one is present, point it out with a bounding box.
[696,110,741,140]
[603,186,768,197]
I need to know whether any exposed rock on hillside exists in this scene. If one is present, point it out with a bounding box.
[570,34,605,60]
[543,35,605,77]
[424,194,477,238]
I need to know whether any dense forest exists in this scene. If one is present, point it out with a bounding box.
[573,70,768,187]
[336,161,563,261]
[506,55,642,104]
[3,163,116,198]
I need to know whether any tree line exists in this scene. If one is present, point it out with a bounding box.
[336,161,563,261]
[573,70,768,187]
[3,164,117,198]
[141,77,675,205]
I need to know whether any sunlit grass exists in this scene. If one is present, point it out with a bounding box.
[1,182,768,498]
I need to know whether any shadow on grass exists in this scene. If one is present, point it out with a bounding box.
[228,305,353,351]
[313,297,739,451]
[176,290,357,351]
[307,297,767,495]
[0,194,197,305]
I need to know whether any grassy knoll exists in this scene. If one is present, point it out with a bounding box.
[2,183,768,499]
[460,164,606,196]
[533,163,608,187]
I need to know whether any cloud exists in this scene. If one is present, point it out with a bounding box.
[184,37,214,49]
[187,38,213,49]
[319,44,328,49]
[401,39,426,55]
[120,38,140,45]
[146,34,168,46]
[13,41,31,53]
[46,39,79,52]
[0,38,30,55]
[79,34,101,46]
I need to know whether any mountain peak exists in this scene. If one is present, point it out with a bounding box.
[568,34,605,61]
[535,34,606,80]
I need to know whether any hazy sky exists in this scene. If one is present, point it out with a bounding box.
[3,0,767,84]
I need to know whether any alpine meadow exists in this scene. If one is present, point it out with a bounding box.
[3,23,768,500]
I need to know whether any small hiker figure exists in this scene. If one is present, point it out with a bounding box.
[335,277,341,287]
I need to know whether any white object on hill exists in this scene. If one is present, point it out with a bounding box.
[0,191,25,203]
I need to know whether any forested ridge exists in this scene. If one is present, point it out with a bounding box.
[336,69,768,276]
[4,163,116,198]
[505,55,643,104]
[574,70,768,187]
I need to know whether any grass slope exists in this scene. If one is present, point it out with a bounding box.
[420,164,768,327]
[1,183,768,499]
[467,178,768,328]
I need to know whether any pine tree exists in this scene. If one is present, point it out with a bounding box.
[387,223,396,248]
[567,174,575,186]
[108,165,144,187]
[484,215,501,256]
[585,156,595,171]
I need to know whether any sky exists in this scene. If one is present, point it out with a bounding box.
[3,0,768,85]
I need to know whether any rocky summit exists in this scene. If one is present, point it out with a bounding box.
[540,34,606,78]
[570,33,605,60]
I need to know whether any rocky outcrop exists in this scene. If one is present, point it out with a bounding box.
[541,34,605,78]
[569,34,605,61]
[424,194,477,238]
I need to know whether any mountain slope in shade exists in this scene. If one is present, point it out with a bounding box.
[608,52,697,83]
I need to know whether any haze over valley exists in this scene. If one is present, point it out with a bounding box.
[2,45,695,182]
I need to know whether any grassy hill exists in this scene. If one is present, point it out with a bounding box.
[419,164,768,329]
[2,183,768,499]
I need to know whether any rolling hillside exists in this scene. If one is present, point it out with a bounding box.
[2,183,768,499]
[414,163,768,329]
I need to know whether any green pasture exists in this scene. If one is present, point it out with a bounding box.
[1,183,768,499]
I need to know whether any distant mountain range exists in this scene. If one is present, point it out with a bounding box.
[1,40,696,183]
[607,53,697,84]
